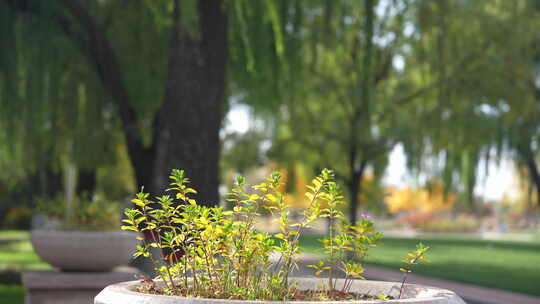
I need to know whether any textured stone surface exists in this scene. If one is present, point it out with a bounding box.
[23,267,139,304]
[31,230,138,272]
[95,278,466,304]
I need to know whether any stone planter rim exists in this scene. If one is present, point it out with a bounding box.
[95,278,465,304]
[31,230,137,272]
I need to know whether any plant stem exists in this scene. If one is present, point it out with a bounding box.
[183,252,189,290]
[155,233,176,291]
[328,209,335,291]
[345,277,354,293]
[191,258,199,293]
[140,205,175,291]
[201,244,214,281]
[341,275,349,293]
[399,254,420,299]
[398,272,408,299]
[277,184,324,285]
[237,217,254,287]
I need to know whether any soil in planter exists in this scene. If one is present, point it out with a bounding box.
[136,279,395,301]
[290,289,394,301]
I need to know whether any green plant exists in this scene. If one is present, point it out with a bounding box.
[124,169,278,299]
[398,243,430,299]
[308,178,383,294]
[122,169,429,301]
[36,196,121,231]
[3,206,33,229]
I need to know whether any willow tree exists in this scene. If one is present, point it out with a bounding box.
[1,0,227,204]
[236,0,473,223]
[491,1,540,209]
[399,0,539,208]
[230,0,539,222]
[0,1,121,200]
[270,0,406,225]
[510,2,540,209]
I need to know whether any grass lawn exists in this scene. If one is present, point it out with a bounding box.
[0,241,49,270]
[300,234,540,296]
[0,230,48,304]
[0,230,29,241]
[0,284,24,304]
[532,230,540,242]
[0,285,24,304]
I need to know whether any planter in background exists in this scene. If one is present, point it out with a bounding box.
[95,278,466,304]
[31,230,138,272]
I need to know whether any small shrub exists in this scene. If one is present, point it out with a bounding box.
[36,196,121,231]
[3,206,33,229]
[402,213,479,233]
[398,243,430,299]
[122,169,429,301]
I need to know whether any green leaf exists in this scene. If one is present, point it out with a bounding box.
[400,268,411,273]
[131,199,145,208]
[121,226,138,232]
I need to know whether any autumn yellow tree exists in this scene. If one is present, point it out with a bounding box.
[385,181,455,213]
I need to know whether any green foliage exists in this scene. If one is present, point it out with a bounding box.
[400,242,430,273]
[308,172,383,293]
[123,169,295,299]
[398,242,430,299]
[122,168,416,300]
[36,196,121,231]
[4,0,540,221]
[221,130,266,175]
[410,215,480,233]
[236,0,540,212]
[3,206,33,229]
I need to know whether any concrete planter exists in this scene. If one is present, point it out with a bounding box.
[95,278,466,304]
[31,230,138,272]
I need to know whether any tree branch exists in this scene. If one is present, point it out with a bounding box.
[59,0,144,145]
[379,44,492,122]
[58,0,153,183]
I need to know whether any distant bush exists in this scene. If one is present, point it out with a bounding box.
[402,213,480,233]
[35,196,121,231]
[400,212,438,228]
[419,216,480,233]
[3,206,33,229]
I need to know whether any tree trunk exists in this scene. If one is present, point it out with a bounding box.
[523,149,540,207]
[60,0,227,205]
[152,0,227,206]
[130,139,158,194]
[76,169,96,198]
[348,160,368,225]
[41,167,63,199]
[348,0,374,225]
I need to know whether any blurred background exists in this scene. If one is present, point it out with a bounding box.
[0,0,540,303]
